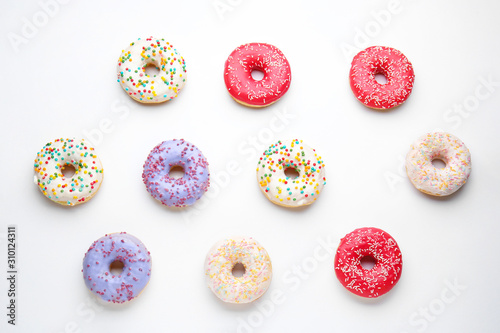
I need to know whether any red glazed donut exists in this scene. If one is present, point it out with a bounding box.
[349,46,414,110]
[224,43,291,107]
[334,227,403,298]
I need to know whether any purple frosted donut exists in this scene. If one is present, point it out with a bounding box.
[142,139,210,207]
[82,233,152,303]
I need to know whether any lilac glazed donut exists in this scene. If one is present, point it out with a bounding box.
[142,139,210,207]
[82,233,152,304]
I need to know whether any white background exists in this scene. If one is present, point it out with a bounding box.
[1,0,500,332]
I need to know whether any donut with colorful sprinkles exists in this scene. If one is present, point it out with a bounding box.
[205,237,272,304]
[406,132,472,196]
[334,227,403,298]
[256,139,326,207]
[224,42,291,107]
[142,139,210,207]
[349,46,414,110]
[82,232,152,304]
[33,138,103,206]
[117,37,187,103]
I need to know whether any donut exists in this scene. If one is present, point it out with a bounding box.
[256,139,326,207]
[33,138,103,206]
[142,139,210,207]
[406,132,472,196]
[349,46,414,110]
[82,232,152,304]
[117,37,187,103]
[334,227,403,298]
[224,42,291,107]
[205,237,272,303]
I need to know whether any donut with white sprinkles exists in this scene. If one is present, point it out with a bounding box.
[334,227,403,298]
[224,42,291,107]
[349,46,414,110]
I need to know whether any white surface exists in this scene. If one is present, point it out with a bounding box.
[1,0,500,332]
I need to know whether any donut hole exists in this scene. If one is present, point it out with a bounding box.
[168,166,185,179]
[109,260,124,276]
[251,68,265,81]
[374,73,387,85]
[61,164,76,178]
[432,158,447,169]
[360,255,377,270]
[144,63,160,77]
[231,262,246,277]
[284,167,300,179]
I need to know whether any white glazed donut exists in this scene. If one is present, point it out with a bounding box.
[204,237,272,304]
[117,37,187,103]
[406,132,471,196]
[256,139,326,207]
[34,138,104,206]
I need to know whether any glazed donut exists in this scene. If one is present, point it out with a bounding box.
[334,227,403,298]
[82,232,152,303]
[205,237,272,304]
[224,42,291,107]
[33,138,103,206]
[256,139,326,207]
[406,132,472,196]
[142,139,210,207]
[349,46,414,110]
[117,37,187,103]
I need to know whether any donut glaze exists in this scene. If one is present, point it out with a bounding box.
[33,138,103,206]
[256,139,326,207]
[334,227,403,298]
[117,37,187,103]
[82,233,152,303]
[205,237,272,304]
[406,132,471,196]
[224,43,291,107]
[142,139,210,207]
[350,46,414,110]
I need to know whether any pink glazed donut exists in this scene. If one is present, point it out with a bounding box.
[224,43,291,107]
[334,227,403,298]
[349,46,414,110]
